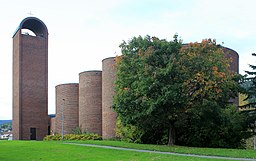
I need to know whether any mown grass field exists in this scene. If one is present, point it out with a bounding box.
[0,140,255,161]
[69,140,256,159]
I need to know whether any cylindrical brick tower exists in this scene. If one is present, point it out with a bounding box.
[79,71,102,135]
[55,83,79,135]
[102,57,117,139]
[223,47,239,74]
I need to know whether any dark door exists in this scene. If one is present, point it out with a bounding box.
[30,128,36,140]
[48,126,51,135]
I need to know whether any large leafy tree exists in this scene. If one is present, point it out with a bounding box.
[113,36,241,145]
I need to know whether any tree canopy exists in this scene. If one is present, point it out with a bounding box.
[113,35,252,147]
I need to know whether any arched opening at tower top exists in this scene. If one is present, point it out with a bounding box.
[13,17,48,38]
[21,29,36,36]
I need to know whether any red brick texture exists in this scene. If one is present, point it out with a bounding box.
[223,47,239,73]
[102,57,117,139]
[13,18,49,140]
[55,84,79,135]
[13,30,21,140]
[50,117,55,135]
[79,71,102,135]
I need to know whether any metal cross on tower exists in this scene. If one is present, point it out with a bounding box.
[27,11,33,16]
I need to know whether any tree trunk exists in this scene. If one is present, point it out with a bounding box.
[168,122,175,146]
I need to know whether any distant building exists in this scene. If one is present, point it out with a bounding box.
[0,132,12,140]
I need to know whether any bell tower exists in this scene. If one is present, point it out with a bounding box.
[13,17,48,140]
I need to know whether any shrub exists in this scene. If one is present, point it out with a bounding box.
[175,104,254,148]
[43,134,62,141]
[71,127,83,134]
[43,133,102,141]
[116,117,144,143]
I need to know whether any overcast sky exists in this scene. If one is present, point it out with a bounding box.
[1,0,256,120]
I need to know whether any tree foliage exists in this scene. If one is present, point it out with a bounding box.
[176,103,253,148]
[244,53,256,103]
[113,35,251,147]
[113,35,182,145]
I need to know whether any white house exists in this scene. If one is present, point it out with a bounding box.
[0,132,12,140]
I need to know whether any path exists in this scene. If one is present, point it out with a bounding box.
[64,143,256,161]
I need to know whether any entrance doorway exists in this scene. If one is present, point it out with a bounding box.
[30,128,36,140]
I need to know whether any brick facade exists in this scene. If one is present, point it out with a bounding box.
[13,17,48,140]
[79,71,102,135]
[50,117,55,135]
[55,83,79,135]
[223,47,239,73]
[102,57,117,139]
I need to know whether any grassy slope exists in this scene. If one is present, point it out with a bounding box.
[68,140,256,159]
[0,141,231,161]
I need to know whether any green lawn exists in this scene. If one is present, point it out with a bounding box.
[0,140,255,161]
[68,140,256,159]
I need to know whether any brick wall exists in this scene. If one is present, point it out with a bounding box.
[102,57,117,139]
[79,71,102,135]
[12,30,21,140]
[223,47,239,73]
[55,83,79,134]
[13,18,49,140]
[50,117,55,135]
